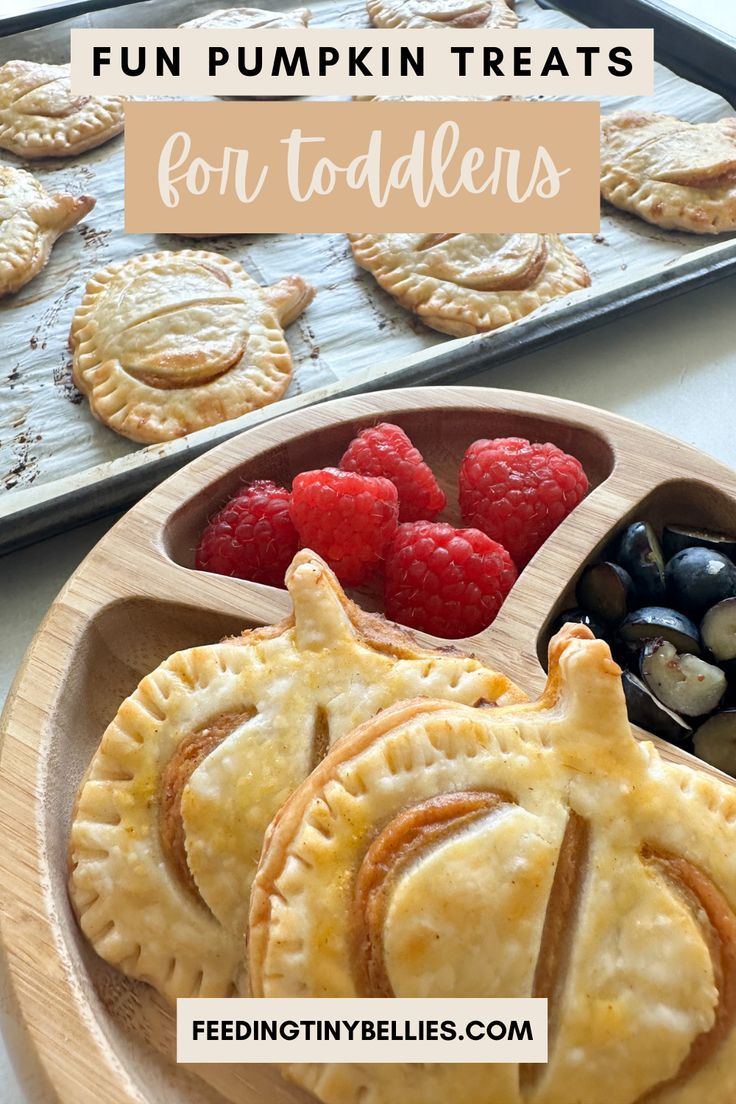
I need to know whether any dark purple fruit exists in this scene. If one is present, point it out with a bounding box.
[576,562,634,624]
[552,608,607,640]
[640,638,726,718]
[619,607,701,655]
[614,522,666,604]
[662,524,736,561]
[621,671,692,744]
[665,547,736,619]
[701,597,736,661]
[693,710,736,777]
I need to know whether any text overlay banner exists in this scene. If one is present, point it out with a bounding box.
[177,998,549,1063]
[124,100,601,234]
[71,28,653,97]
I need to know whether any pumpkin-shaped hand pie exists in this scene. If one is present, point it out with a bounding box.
[68,550,523,1003]
[367,0,517,29]
[250,623,736,1104]
[69,250,315,443]
[0,166,94,298]
[348,233,590,337]
[601,111,736,234]
[0,60,125,159]
[180,5,311,28]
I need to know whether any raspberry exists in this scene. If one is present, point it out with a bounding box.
[289,467,399,586]
[459,438,588,569]
[339,422,446,522]
[195,481,298,587]
[384,522,517,638]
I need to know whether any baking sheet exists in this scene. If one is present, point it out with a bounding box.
[1,0,736,550]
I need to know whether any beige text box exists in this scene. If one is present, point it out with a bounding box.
[124,100,600,234]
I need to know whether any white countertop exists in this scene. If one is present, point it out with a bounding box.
[3,0,736,1101]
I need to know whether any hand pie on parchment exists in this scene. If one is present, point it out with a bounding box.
[179,6,311,28]
[0,166,94,298]
[601,111,736,234]
[250,623,736,1104]
[68,550,524,1003]
[0,61,125,159]
[367,0,517,29]
[69,249,315,443]
[348,233,590,337]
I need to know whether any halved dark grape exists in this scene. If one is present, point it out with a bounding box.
[693,711,736,777]
[621,671,692,745]
[640,639,726,718]
[662,524,736,561]
[576,562,634,624]
[619,607,701,655]
[614,522,666,604]
[665,547,736,619]
[701,597,736,661]
[552,608,607,640]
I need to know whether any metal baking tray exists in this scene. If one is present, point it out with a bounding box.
[2,0,736,555]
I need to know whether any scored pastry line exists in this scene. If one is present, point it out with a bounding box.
[352,789,513,997]
[520,810,590,1095]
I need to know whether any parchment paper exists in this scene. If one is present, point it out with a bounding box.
[1,0,734,507]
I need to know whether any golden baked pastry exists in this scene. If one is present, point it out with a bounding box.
[0,166,94,298]
[251,623,736,1104]
[367,0,517,29]
[0,60,125,159]
[69,249,315,443]
[68,550,524,1003]
[348,233,590,337]
[601,111,736,234]
[180,5,311,27]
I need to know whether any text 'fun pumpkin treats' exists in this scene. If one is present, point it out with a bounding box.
[0,61,125,159]
[348,233,591,337]
[250,623,736,1104]
[0,166,94,298]
[69,249,315,443]
[179,5,312,28]
[68,550,524,1004]
[600,111,736,234]
[367,0,517,30]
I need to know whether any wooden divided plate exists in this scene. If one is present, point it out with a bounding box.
[1,385,736,1103]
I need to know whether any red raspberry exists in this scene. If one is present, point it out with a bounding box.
[384,522,517,639]
[289,467,399,586]
[195,481,298,587]
[339,422,446,522]
[459,438,588,569]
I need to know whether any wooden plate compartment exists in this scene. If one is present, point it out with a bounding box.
[2,386,736,1104]
[540,477,736,662]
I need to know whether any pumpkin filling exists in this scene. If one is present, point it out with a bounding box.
[311,706,331,773]
[351,790,511,996]
[635,849,736,1101]
[520,811,590,1094]
[159,708,256,900]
